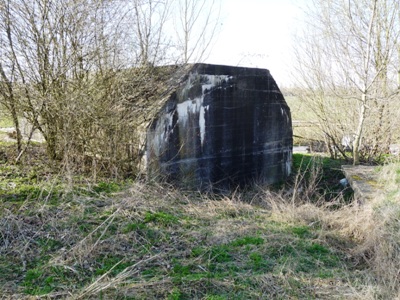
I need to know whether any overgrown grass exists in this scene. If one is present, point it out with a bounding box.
[0,181,359,299]
[0,163,126,205]
[0,143,128,206]
[1,143,399,299]
[268,157,400,299]
[289,153,353,202]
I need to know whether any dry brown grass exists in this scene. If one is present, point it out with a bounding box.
[263,160,400,299]
[2,157,400,299]
[71,161,400,299]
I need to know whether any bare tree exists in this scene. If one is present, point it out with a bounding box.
[294,0,400,164]
[125,0,221,65]
[0,0,23,152]
[0,0,122,158]
[129,0,171,66]
[0,0,222,177]
[173,0,220,63]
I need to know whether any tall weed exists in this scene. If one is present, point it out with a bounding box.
[266,157,400,298]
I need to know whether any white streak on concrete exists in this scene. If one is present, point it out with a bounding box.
[199,105,209,145]
[177,97,202,125]
[165,111,174,141]
[177,74,232,146]
[202,84,213,93]
[286,149,292,175]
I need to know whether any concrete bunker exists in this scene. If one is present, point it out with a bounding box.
[147,63,293,191]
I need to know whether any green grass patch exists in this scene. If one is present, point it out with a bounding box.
[23,265,81,295]
[94,256,132,276]
[209,244,233,263]
[290,225,311,238]
[248,252,274,272]
[122,222,147,233]
[23,267,54,295]
[144,211,179,226]
[92,181,122,194]
[230,236,264,247]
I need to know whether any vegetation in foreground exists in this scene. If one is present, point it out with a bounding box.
[1,143,400,299]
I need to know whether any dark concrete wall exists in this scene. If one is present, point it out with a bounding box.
[147,63,292,191]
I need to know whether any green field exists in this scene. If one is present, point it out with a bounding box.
[0,112,13,128]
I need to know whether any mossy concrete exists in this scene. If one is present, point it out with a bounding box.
[342,165,383,202]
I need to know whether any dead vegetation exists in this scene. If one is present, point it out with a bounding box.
[1,148,400,299]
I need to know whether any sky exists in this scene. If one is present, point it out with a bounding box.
[204,0,305,87]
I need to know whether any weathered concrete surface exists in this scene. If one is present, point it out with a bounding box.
[341,165,383,201]
[147,63,292,191]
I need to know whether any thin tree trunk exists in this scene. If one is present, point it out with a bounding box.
[0,63,22,152]
[10,105,22,153]
[353,93,367,165]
